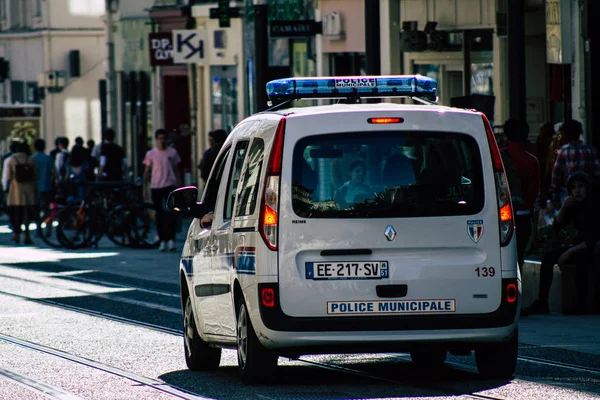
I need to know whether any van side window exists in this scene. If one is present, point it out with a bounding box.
[235,138,265,217]
[202,147,231,213]
[224,141,249,220]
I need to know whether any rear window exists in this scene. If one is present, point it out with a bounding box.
[291,131,484,218]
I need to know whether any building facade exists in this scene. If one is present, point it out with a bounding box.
[112,0,155,177]
[0,0,106,147]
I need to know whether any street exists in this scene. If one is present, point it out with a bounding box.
[0,224,599,400]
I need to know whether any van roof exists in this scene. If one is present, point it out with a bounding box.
[262,102,482,118]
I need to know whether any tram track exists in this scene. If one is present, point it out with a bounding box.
[0,333,211,400]
[1,269,599,399]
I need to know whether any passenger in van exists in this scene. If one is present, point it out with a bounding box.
[523,171,600,316]
[334,160,373,209]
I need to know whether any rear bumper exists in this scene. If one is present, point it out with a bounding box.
[254,325,518,353]
[257,278,519,332]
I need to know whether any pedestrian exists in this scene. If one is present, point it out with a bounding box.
[97,128,127,181]
[143,128,182,252]
[64,144,94,202]
[49,137,62,161]
[1,140,19,224]
[550,119,600,207]
[54,136,70,181]
[72,136,85,152]
[32,138,56,223]
[198,129,227,185]
[501,118,541,269]
[6,141,38,245]
[523,171,600,316]
[534,122,556,208]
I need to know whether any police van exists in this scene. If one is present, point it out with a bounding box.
[167,75,520,384]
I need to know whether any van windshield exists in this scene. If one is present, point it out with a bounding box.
[291,131,485,218]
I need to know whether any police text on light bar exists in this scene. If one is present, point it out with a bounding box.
[265,75,437,103]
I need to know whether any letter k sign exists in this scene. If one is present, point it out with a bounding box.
[172,30,207,64]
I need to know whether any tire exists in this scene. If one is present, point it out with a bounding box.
[410,348,447,369]
[236,298,278,384]
[183,297,221,371]
[37,204,67,248]
[475,329,518,379]
[129,203,159,249]
[105,207,133,247]
[56,204,96,249]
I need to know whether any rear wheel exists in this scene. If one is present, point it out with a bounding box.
[56,204,96,249]
[475,329,518,379]
[106,207,132,247]
[37,203,67,248]
[410,348,447,369]
[183,297,221,370]
[236,299,278,384]
[129,203,159,248]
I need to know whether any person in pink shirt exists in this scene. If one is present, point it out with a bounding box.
[143,129,182,252]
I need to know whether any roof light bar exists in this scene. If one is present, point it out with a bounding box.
[265,75,437,103]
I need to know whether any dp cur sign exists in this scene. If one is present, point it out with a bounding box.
[148,32,174,66]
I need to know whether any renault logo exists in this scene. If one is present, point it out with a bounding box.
[384,225,396,241]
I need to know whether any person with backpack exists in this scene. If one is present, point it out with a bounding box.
[501,118,541,269]
[6,141,38,245]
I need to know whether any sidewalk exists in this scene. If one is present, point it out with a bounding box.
[1,218,599,357]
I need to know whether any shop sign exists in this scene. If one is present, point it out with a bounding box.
[245,0,315,22]
[545,0,572,64]
[270,20,321,37]
[172,30,207,64]
[148,32,174,66]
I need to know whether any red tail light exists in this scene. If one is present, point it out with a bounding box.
[261,287,275,308]
[482,115,514,247]
[259,118,286,251]
[367,117,404,124]
[506,283,518,303]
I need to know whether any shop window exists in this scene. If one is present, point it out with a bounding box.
[10,80,24,103]
[211,66,239,132]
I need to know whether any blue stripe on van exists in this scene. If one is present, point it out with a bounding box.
[234,246,256,275]
[181,257,193,275]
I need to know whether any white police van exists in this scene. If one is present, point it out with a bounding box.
[167,75,520,384]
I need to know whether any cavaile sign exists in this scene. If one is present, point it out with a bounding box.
[148,32,174,66]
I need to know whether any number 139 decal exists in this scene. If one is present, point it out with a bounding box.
[475,267,495,277]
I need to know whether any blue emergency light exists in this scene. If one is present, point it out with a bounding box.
[265,75,437,103]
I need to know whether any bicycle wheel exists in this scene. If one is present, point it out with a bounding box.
[56,204,97,249]
[129,203,159,249]
[106,206,133,247]
[37,203,67,248]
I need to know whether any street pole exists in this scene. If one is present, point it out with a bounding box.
[106,0,118,132]
[364,0,381,76]
[507,0,526,123]
[254,0,269,112]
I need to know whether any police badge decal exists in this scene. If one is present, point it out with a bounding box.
[467,220,484,243]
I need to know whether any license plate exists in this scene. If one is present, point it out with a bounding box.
[305,261,389,280]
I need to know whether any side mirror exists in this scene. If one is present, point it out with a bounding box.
[166,186,205,219]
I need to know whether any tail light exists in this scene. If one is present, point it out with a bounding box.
[259,118,286,251]
[482,115,514,247]
[261,287,275,308]
[506,282,518,303]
